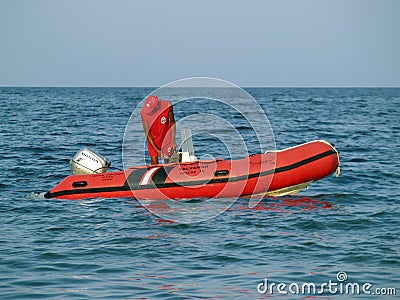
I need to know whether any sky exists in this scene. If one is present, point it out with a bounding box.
[1,0,399,87]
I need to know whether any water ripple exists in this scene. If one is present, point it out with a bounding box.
[1,87,399,298]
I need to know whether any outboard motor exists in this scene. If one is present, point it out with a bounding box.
[70,148,111,175]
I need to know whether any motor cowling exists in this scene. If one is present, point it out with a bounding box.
[70,148,111,175]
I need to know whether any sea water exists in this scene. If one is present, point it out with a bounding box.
[0,87,399,298]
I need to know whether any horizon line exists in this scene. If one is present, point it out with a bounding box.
[1,85,399,88]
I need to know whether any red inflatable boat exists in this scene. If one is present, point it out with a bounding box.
[44,140,340,200]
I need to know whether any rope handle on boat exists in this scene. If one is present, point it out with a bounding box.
[104,166,124,172]
[71,159,123,173]
[336,166,341,177]
[318,140,341,178]
[330,143,341,178]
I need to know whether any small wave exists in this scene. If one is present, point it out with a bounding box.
[79,198,105,206]
[347,158,368,163]
[24,192,47,199]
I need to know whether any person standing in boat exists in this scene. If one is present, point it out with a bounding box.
[141,95,177,165]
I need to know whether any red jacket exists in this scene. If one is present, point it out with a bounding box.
[140,100,172,156]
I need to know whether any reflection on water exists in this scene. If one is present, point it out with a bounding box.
[1,87,399,298]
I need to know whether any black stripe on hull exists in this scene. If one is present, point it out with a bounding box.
[44,149,336,199]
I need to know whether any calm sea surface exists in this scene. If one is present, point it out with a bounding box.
[1,87,399,299]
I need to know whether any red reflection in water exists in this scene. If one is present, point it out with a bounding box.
[145,233,168,239]
[145,201,172,211]
[235,196,332,213]
[155,218,175,224]
[139,274,167,279]
[131,196,332,222]
[158,284,183,292]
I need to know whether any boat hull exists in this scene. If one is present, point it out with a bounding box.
[44,140,340,200]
